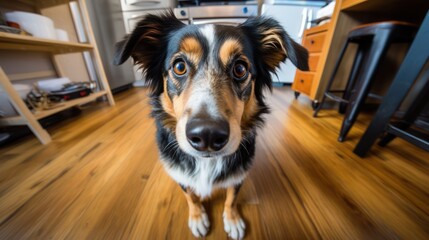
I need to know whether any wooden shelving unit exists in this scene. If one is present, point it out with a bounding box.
[0,90,107,125]
[0,0,115,144]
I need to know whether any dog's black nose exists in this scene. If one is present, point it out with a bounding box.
[186,118,230,152]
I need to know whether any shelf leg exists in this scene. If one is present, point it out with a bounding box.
[76,0,115,106]
[0,68,51,144]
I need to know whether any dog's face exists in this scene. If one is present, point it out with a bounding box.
[114,13,308,159]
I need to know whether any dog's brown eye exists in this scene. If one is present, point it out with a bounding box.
[233,63,248,81]
[173,61,187,76]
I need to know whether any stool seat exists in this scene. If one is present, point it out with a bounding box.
[349,21,417,42]
[351,21,417,31]
[313,21,417,142]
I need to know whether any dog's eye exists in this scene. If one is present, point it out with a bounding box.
[233,62,248,81]
[173,60,187,76]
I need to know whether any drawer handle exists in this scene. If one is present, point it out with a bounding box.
[310,40,315,45]
[128,0,161,6]
[300,79,304,83]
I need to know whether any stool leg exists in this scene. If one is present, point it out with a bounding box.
[338,29,393,142]
[339,43,367,114]
[313,40,350,117]
[378,69,429,146]
[378,132,397,146]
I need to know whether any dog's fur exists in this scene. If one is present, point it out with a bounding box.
[114,12,308,239]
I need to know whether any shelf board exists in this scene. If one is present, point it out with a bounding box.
[0,91,108,126]
[0,32,93,54]
[341,0,367,11]
[36,0,72,8]
[34,90,107,119]
[305,23,330,35]
[5,0,72,9]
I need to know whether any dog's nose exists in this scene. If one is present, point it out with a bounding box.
[186,118,230,152]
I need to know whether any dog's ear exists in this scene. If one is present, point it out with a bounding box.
[240,17,309,72]
[114,11,185,94]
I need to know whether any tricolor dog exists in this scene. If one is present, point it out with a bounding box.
[114,12,308,239]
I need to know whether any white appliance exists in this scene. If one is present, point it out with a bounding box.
[262,1,326,84]
[174,5,258,25]
[85,0,137,92]
[120,0,175,86]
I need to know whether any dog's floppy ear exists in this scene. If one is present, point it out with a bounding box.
[240,17,309,72]
[114,11,185,94]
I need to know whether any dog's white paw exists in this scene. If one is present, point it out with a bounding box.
[223,212,245,240]
[188,207,210,238]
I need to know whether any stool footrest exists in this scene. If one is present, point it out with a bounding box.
[325,92,349,103]
[367,93,383,101]
[385,123,429,151]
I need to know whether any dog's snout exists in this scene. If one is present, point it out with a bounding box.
[186,118,230,152]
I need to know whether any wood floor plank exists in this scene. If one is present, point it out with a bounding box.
[0,87,428,239]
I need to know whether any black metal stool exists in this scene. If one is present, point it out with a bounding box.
[354,11,429,156]
[313,21,417,142]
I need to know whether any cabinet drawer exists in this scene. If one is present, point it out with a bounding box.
[308,54,320,72]
[304,32,326,53]
[293,71,314,95]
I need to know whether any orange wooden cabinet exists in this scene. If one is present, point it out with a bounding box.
[292,23,330,103]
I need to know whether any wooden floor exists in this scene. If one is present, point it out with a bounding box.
[0,87,428,239]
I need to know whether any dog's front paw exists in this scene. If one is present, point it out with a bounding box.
[188,206,210,238]
[223,211,245,239]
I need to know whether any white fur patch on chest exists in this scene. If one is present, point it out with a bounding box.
[162,157,246,198]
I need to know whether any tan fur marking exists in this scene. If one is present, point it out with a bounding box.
[261,29,287,67]
[172,82,191,118]
[160,78,177,131]
[180,37,203,65]
[241,82,258,131]
[261,29,286,53]
[219,39,243,66]
[217,79,242,123]
[224,186,241,220]
[184,188,204,221]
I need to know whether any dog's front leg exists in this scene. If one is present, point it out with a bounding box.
[223,184,245,239]
[182,186,210,237]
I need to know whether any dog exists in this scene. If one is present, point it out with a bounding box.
[114,11,308,239]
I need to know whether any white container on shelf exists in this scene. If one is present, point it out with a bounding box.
[55,28,69,41]
[37,77,71,92]
[5,11,56,40]
[0,84,31,117]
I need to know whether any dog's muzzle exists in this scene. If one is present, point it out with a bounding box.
[186,117,230,152]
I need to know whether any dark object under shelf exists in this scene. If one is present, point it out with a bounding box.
[0,107,82,147]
